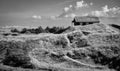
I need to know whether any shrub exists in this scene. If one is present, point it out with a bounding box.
[11,28,20,33]
[67,31,89,48]
[109,24,120,30]
[82,31,91,35]
[20,28,28,34]
[87,45,120,71]
[67,31,83,43]
[45,26,67,34]
[66,45,120,71]
[2,33,10,36]
[0,41,35,69]
[10,26,73,34]
[88,33,120,45]
[39,35,69,50]
[2,54,35,69]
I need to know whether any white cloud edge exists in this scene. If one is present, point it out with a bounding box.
[59,0,93,18]
[32,15,42,19]
[84,5,120,17]
[32,0,94,19]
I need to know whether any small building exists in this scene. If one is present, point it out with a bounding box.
[72,16,100,26]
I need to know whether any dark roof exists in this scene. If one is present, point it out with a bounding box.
[73,16,100,22]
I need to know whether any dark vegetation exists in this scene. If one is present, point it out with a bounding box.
[11,26,73,34]
[1,23,120,71]
[2,33,10,36]
[0,41,36,69]
[66,45,120,71]
[109,24,120,30]
[67,31,89,47]
[88,45,120,71]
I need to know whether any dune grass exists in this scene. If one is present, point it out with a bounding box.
[0,23,119,71]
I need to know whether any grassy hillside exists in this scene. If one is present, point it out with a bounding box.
[0,23,120,71]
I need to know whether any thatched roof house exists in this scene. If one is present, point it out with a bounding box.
[72,16,100,26]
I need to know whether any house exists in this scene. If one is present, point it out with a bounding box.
[72,16,100,26]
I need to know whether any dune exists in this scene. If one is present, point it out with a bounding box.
[0,23,120,71]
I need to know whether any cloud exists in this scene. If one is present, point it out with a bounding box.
[91,11,107,17]
[64,13,76,18]
[32,15,60,20]
[48,16,59,20]
[58,0,93,18]
[85,5,120,17]
[90,2,93,6]
[102,5,109,12]
[64,7,70,12]
[32,15,42,19]
[32,0,94,19]
[76,0,88,9]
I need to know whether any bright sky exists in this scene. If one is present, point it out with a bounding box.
[0,0,120,27]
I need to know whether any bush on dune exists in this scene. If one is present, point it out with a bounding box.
[38,35,70,51]
[67,31,90,48]
[88,33,120,46]
[20,26,45,34]
[10,26,73,34]
[3,54,35,68]
[109,24,120,30]
[0,40,36,69]
[88,45,120,71]
[66,45,120,71]
[45,26,65,34]
[77,23,116,34]
[0,64,45,71]
[11,28,20,33]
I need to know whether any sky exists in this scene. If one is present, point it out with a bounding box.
[0,0,120,28]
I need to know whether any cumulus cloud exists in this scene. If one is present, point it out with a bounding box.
[58,0,93,18]
[91,11,107,17]
[32,15,60,20]
[85,5,120,17]
[32,15,42,19]
[49,16,59,20]
[64,7,70,12]
[90,2,93,6]
[69,5,73,8]
[102,5,109,12]
[64,13,76,18]
[32,0,94,19]
[76,0,88,9]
